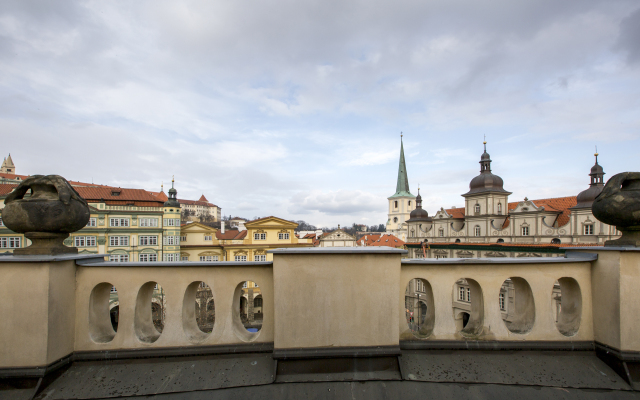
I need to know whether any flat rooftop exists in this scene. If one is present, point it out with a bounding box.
[2,349,639,399]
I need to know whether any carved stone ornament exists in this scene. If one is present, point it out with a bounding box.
[592,172,640,247]
[1,175,90,255]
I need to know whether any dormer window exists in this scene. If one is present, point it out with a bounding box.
[521,226,529,236]
[111,190,121,196]
[584,224,594,235]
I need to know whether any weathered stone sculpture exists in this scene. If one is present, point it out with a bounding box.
[592,172,640,247]
[1,175,90,255]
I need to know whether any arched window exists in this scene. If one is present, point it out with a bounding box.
[474,226,481,237]
[393,217,398,223]
[551,238,561,244]
[497,203,502,215]
[455,239,461,243]
[497,238,504,243]
[474,204,481,214]
[408,201,411,207]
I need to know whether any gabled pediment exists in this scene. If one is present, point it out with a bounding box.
[181,222,217,232]
[245,216,298,229]
[511,200,544,213]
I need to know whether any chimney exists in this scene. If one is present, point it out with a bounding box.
[221,221,225,234]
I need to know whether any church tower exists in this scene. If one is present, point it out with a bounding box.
[1,154,15,174]
[162,177,181,262]
[386,135,416,238]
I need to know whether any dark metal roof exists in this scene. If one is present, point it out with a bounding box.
[463,143,511,197]
[17,348,635,399]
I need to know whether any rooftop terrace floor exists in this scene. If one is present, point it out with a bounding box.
[2,349,639,399]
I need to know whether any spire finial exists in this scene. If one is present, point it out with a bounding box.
[483,135,487,151]
[172,175,175,188]
[400,131,403,140]
[161,181,164,191]
[595,145,599,158]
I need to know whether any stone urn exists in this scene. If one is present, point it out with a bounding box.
[1,175,90,255]
[592,172,640,247]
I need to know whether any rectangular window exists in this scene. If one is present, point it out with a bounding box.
[458,287,465,301]
[139,218,158,227]
[86,218,96,227]
[109,218,130,227]
[254,255,266,261]
[111,286,117,293]
[435,255,448,259]
[0,237,21,248]
[163,253,178,261]
[139,253,157,262]
[163,218,180,227]
[181,236,187,242]
[181,256,189,261]
[109,254,129,262]
[109,236,129,246]
[584,225,594,235]
[74,236,96,247]
[163,236,179,245]
[278,233,289,240]
[521,226,529,236]
[439,229,444,237]
[235,255,247,262]
[204,235,212,241]
[499,293,506,310]
[139,236,158,246]
[200,256,218,262]
[254,233,266,240]
[466,288,471,302]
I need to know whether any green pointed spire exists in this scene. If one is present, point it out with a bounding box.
[389,134,414,198]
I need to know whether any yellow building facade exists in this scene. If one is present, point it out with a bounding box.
[179,216,313,262]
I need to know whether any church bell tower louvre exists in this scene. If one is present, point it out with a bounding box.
[386,134,416,239]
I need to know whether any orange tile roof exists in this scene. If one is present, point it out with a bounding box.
[198,194,208,202]
[368,234,405,248]
[0,172,28,180]
[445,208,465,218]
[0,184,17,196]
[508,196,576,227]
[358,233,383,246]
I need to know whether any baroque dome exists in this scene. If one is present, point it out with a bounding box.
[463,144,510,196]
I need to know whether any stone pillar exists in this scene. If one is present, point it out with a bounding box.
[247,288,254,323]
[0,255,101,374]
[271,247,404,359]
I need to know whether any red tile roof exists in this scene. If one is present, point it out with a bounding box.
[367,234,405,248]
[508,196,576,227]
[0,184,17,196]
[198,194,208,202]
[445,208,465,219]
[74,187,165,206]
[179,198,218,207]
[0,172,28,181]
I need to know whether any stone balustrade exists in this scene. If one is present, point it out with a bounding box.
[1,247,639,380]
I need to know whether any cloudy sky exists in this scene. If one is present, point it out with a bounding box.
[2,1,639,228]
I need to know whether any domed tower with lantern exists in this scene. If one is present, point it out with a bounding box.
[162,177,181,261]
[462,140,511,241]
[406,187,433,243]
